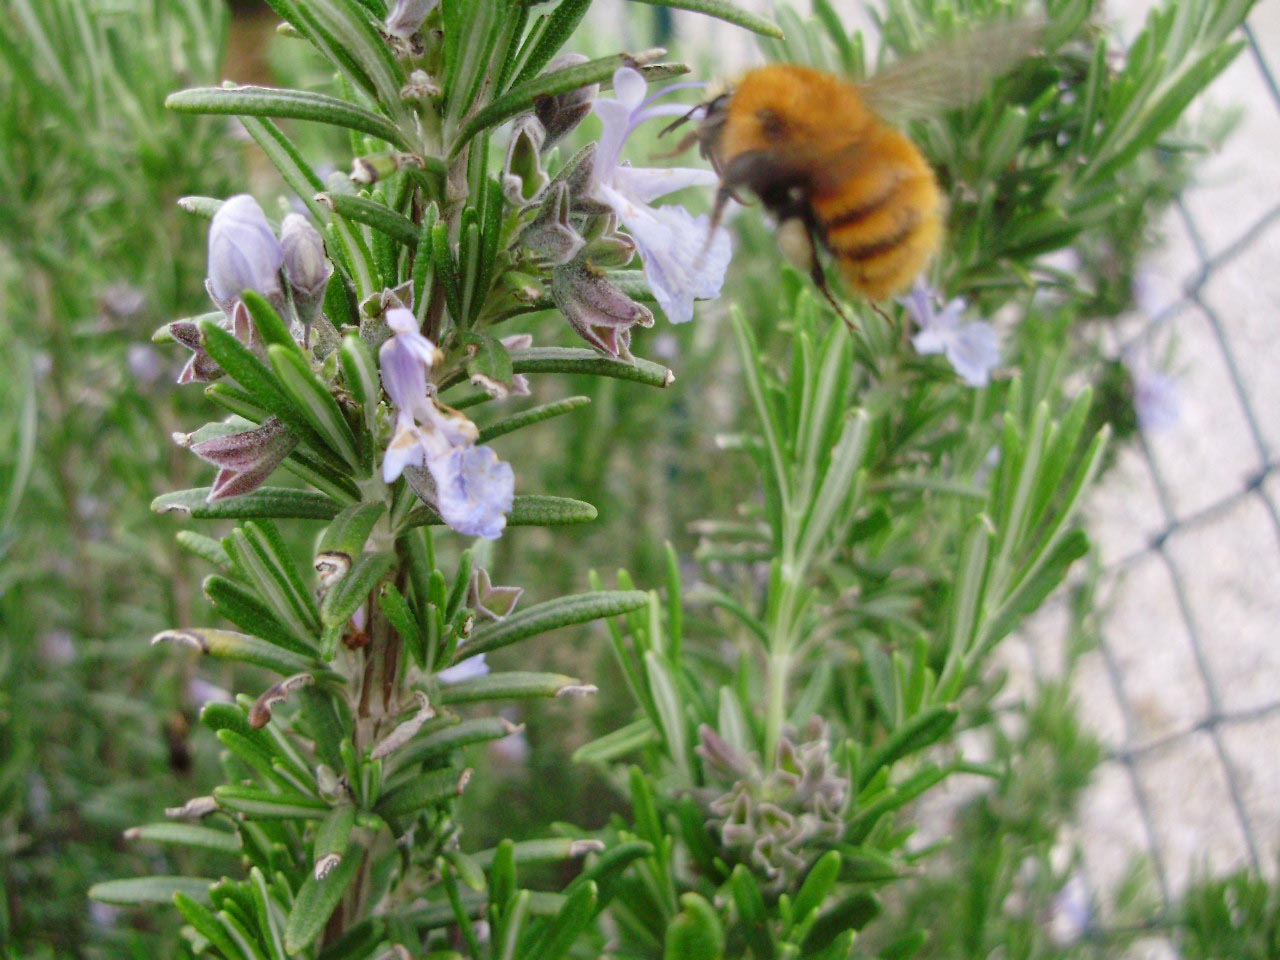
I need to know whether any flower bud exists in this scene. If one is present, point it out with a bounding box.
[186,416,297,501]
[550,144,611,218]
[551,255,654,359]
[166,318,223,384]
[281,214,330,297]
[207,195,284,309]
[400,69,441,104]
[534,53,598,149]
[517,182,584,265]
[502,114,549,206]
[281,213,333,331]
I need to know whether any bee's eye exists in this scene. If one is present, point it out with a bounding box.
[757,108,787,140]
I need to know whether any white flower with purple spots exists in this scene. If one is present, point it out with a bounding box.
[591,67,731,325]
[903,280,1000,387]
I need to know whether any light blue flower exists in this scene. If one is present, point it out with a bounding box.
[379,308,515,539]
[207,194,284,309]
[384,0,436,39]
[903,280,1000,387]
[429,445,515,540]
[436,648,489,685]
[281,213,332,331]
[591,67,731,324]
[379,307,441,420]
[1127,355,1180,432]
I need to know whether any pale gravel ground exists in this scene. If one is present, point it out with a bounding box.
[640,0,1280,952]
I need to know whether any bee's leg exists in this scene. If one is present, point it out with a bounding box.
[651,129,701,160]
[777,214,855,332]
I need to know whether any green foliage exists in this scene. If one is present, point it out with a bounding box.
[0,0,239,952]
[3,0,1259,956]
[1183,867,1280,960]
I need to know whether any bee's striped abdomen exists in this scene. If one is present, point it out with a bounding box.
[811,127,943,301]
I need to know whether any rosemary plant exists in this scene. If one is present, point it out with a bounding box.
[64,0,1255,957]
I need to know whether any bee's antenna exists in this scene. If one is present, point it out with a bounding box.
[658,103,704,138]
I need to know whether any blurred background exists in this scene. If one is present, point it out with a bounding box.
[1,1,1276,957]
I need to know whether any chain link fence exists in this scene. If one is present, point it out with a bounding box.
[1012,9,1280,955]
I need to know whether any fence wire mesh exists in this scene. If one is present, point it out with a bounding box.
[1013,11,1280,956]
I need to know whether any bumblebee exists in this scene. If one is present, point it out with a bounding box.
[674,19,1044,313]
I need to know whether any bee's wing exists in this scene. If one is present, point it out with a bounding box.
[859,17,1045,122]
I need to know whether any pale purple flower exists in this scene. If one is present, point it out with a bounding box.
[127,344,165,386]
[39,630,76,666]
[207,195,284,308]
[1127,354,1180,432]
[382,401,478,484]
[101,283,147,319]
[1048,873,1092,945]
[384,0,436,39]
[903,280,1000,387]
[379,309,514,539]
[379,308,442,420]
[186,676,235,708]
[591,67,731,324]
[428,445,515,540]
[437,648,489,684]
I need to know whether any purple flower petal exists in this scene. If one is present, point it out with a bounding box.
[599,187,730,324]
[427,445,515,540]
[437,652,489,684]
[589,68,730,322]
[207,195,284,305]
[903,279,999,387]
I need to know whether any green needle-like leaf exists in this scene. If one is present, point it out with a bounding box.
[214,784,330,820]
[153,487,341,521]
[152,628,324,676]
[375,768,468,819]
[166,84,408,148]
[630,0,783,36]
[451,54,688,154]
[321,551,395,638]
[123,824,242,856]
[268,344,362,471]
[89,876,216,907]
[322,192,420,248]
[438,671,595,704]
[280,839,360,957]
[459,590,648,660]
[477,396,590,443]
[284,840,364,953]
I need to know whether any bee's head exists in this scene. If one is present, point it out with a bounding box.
[658,80,735,168]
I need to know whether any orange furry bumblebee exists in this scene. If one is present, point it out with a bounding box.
[673,19,1044,311]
